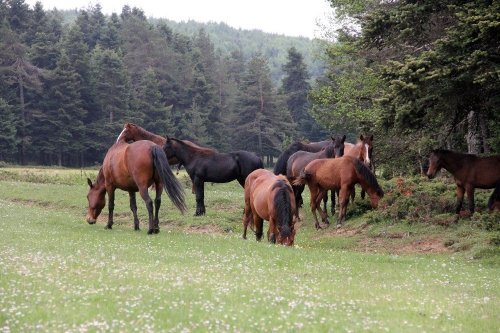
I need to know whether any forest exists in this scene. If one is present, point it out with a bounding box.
[0,0,499,173]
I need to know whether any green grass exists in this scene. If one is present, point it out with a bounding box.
[0,167,499,332]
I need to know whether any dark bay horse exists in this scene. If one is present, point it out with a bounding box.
[242,169,297,246]
[163,136,263,215]
[286,135,346,219]
[427,149,500,216]
[293,156,384,229]
[86,139,186,234]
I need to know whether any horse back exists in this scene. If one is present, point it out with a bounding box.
[467,155,500,188]
[103,141,155,191]
[287,150,324,178]
[304,157,356,189]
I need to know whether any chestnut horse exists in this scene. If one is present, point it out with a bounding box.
[286,135,346,219]
[293,156,384,229]
[86,138,186,234]
[242,169,297,246]
[116,123,178,164]
[427,149,500,216]
[163,136,263,215]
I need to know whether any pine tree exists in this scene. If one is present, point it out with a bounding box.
[233,53,294,159]
[0,98,17,162]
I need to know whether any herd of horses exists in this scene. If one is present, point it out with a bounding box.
[86,123,500,246]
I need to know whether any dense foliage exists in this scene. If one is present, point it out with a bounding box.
[311,0,500,174]
[0,0,325,167]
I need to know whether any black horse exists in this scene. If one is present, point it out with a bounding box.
[163,137,263,215]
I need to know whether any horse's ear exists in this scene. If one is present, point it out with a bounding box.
[87,178,93,188]
[359,134,364,141]
[341,134,346,142]
[369,134,374,141]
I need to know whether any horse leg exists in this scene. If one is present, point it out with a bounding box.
[194,178,206,216]
[361,188,366,200]
[316,189,329,226]
[128,191,140,231]
[139,189,155,234]
[322,190,329,218]
[242,205,252,239]
[338,187,350,227]
[466,186,475,216]
[105,189,115,230]
[268,218,276,244]
[330,189,336,216]
[292,185,302,220]
[254,215,264,241]
[455,185,465,215]
[310,187,326,229]
[153,183,162,233]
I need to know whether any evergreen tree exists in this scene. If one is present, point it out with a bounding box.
[134,67,174,136]
[281,46,326,141]
[0,98,17,162]
[89,46,131,149]
[233,53,294,160]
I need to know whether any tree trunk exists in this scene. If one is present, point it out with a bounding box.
[479,112,490,153]
[466,110,481,154]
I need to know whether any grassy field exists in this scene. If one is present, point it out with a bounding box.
[0,166,499,332]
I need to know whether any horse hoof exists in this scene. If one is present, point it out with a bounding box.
[315,224,322,230]
[105,225,112,230]
[134,227,140,231]
[147,229,154,235]
[336,224,342,229]
[154,229,160,234]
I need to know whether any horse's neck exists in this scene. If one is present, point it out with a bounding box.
[95,168,106,189]
[345,142,363,159]
[139,130,165,145]
[440,152,468,175]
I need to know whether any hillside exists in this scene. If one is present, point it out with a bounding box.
[154,19,327,83]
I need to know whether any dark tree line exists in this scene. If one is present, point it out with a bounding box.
[0,0,323,167]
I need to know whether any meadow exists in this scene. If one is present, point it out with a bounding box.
[0,166,499,332]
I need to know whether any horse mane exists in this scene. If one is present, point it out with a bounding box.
[272,179,293,239]
[94,167,105,186]
[353,159,384,197]
[171,138,217,156]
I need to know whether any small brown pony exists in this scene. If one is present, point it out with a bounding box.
[243,169,297,246]
[427,149,500,215]
[294,156,384,229]
[86,137,187,234]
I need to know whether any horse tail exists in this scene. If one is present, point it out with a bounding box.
[353,159,384,198]
[292,169,312,186]
[273,180,293,239]
[151,145,187,213]
[488,181,500,211]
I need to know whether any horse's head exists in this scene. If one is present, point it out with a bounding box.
[163,136,177,159]
[368,188,384,209]
[426,150,442,179]
[332,134,346,158]
[116,123,138,143]
[359,134,374,168]
[86,177,106,224]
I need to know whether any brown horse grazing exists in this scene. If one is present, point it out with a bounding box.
[293,156,384,229]
[243,169,297,246]
[427,149,500,216]
[286,135,346,219]
[86,139,187,234]
[116,123,179,165]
